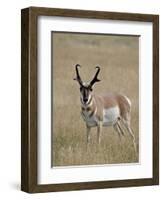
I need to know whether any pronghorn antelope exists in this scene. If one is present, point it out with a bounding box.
[74,64,137,153]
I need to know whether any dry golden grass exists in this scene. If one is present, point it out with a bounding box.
[52,32,139,166]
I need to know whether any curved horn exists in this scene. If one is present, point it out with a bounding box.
[90,66,101,86]
[73,64,83,86]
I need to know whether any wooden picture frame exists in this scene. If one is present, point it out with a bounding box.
[21,7,159,193]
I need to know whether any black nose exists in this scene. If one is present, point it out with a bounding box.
[84,98,88,103]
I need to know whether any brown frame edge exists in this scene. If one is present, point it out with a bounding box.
[21,7,159,193]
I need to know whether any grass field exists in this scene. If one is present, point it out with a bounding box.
[52,32,139,167]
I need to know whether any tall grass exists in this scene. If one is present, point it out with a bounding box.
[52,33,139,166]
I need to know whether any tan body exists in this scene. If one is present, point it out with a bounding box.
[81,93,137,153]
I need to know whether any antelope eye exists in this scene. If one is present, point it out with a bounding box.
[88,86,92,91]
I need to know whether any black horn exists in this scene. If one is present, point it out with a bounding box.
[74,64,83,86]
[90,66,101,87]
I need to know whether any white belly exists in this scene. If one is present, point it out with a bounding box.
[103,106,120,126]
[81,106,120,127]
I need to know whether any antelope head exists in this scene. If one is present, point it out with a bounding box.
[74,64,101,105]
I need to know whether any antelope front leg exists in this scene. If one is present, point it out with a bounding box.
[86,125,91,145]
[97,121,102,144]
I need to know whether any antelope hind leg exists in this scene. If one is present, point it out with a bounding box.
[117,120,125,136]
[97,121,102,144]
[113,123,122,140]
[128,126,137,155]
[121,120,137,156]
